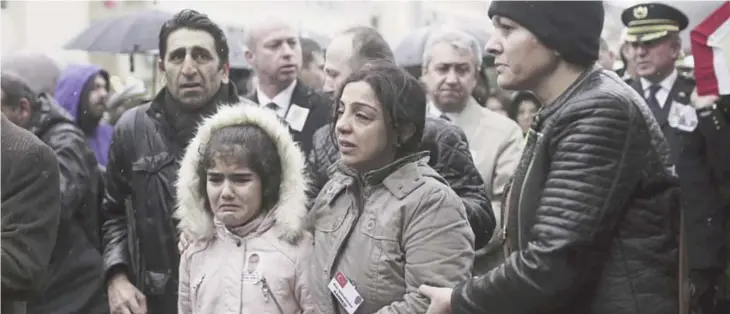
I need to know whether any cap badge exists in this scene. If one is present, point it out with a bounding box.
[634,6,648,19]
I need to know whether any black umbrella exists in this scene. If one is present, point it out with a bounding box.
[64,9,173,54]
[144,25,251,70]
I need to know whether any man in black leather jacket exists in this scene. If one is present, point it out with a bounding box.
[1,73,107,313]
[420,2,680,314]
[101,10,240,314]
[309,26,495,248]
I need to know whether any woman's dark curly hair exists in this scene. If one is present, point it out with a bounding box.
[329,60,427,159]
[197,125,282,214]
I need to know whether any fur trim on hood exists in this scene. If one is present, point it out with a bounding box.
[174,101,309,244]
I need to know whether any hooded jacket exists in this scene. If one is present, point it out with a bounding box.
[54,64,113,166]
[175,103,314,314]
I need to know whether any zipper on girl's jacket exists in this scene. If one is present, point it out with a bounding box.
[260,277,285,314]
[193,274,206,311]
[239,242,247,314]
[193,274,206,293]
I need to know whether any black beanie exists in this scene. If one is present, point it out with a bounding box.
[488,1,605,67]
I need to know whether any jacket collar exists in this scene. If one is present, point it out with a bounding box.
[147,82,240,118]
[534,65,601,130]
[28,93,75,137]
[337,151,431,186]
[252,80,317,110]
[255,79,297,110]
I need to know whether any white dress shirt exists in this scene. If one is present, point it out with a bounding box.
[256,80,297,118]
[428,102,456,120]
[640,70,678,108]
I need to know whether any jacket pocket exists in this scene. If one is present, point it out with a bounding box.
[131,152,175,173]
[360,211,399,241]
[312,206,347,233]
[360,211,405,298]
[130,152,177,294]
[144,270,170,295]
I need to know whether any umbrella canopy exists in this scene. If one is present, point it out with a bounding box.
[301,30,332,50]
[1,52,63,97]
[394,24,491,67]
[64,9,173,53]
[118,24,251,70]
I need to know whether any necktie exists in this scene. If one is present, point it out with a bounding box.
[265,102,279,112]
[646,84,662,109]
[265,102,288,126]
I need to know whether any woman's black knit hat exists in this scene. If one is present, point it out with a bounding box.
[488,1,605,67]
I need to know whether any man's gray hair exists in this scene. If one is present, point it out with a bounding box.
[422,27,482,70]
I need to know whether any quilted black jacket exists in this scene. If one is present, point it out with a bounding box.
[451,67,680,314]
[307,117,495,249]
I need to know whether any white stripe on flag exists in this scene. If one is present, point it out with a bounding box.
[709,18,730,95]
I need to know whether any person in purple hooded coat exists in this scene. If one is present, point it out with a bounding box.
[55,64,113,167]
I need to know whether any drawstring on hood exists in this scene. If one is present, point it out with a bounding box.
[174,101,310,245]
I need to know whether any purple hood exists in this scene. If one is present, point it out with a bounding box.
[54,64,113,166]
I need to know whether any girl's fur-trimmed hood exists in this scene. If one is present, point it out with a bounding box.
[174,101,309,244]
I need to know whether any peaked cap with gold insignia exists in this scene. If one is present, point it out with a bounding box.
[621,2,689,43]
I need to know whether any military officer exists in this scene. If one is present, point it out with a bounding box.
[621,3,702,313]
[622,2,695,167]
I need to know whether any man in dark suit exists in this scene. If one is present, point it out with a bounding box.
[244,18,331,156]
[622,2,695,167]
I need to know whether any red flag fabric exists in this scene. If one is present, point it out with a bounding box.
[691,1,730,96]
